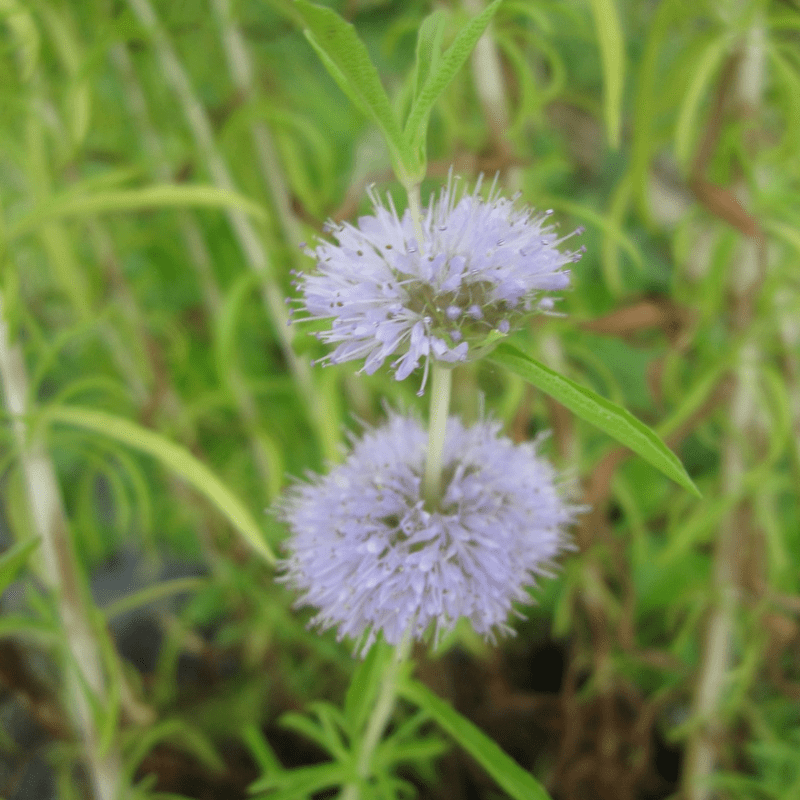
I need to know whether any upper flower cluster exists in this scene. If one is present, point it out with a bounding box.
[296,175,583,391]
[278,414,577,653]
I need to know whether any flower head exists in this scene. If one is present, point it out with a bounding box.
[296,174,583,392]
[278,414,577,654]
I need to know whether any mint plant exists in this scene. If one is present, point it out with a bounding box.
[2,1,796,799]
[263,4,696,799]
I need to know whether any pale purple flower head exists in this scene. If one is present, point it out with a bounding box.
[296,174,584,392]
[278,414,577,654]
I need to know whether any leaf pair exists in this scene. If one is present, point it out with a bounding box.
[294,0,502,185]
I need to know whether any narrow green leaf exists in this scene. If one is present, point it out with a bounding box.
[294,1,406,171]
[242,724,283,776]
[600,174,635,295]
[489,343,700,496]
[586,0,625,149]
[103,577,206,621]
[628,0,682,215]
[122,719,224,786]
[412,10,448,102]
[770,10,800,33]
[7,184,266,241]
[657,357,730,440]
[249,762,348,797]
[96,618,123,759]
[279,711,339,758]
[674,33,730,170]
[499,1,553,34]
[400,679,552,800]
[376,735,449,766]
[768,48,800,158]
[0,538,40,593]
[214,270,260,388]
[46,406,275,564]
[308,702,349,762]
[1,0,41,80]
[344,638,391,736]
[403,0,503,155]
[0,614,55,639]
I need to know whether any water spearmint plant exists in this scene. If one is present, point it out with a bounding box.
[286,172,584,658]
[282,177,582,794]
[262,3,698,799]
[4,0,794,797]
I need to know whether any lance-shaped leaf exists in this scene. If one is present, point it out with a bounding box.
[587,0,625,149]
[401,679,553,800]
[411,10,447,104]
[403,0,503,162]
[0,538,40,594]
[490,342,700,496]
[295,1,407,175]
[46,406,275,563]
[7,184,266,241]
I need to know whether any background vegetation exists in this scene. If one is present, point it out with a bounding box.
[1,0,799,798]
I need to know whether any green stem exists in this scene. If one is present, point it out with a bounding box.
[405,181,425,244]
[401,183,453,505]
[422,365,453,506]
[342,634,413,800]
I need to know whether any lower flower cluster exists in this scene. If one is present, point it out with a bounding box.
[279,414,577,653]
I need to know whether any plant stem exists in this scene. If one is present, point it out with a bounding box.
[422,365,453,506]
[405,181,425,244]
[400,182,452,504]
[342,634,413,800]
[0,289,123,800]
